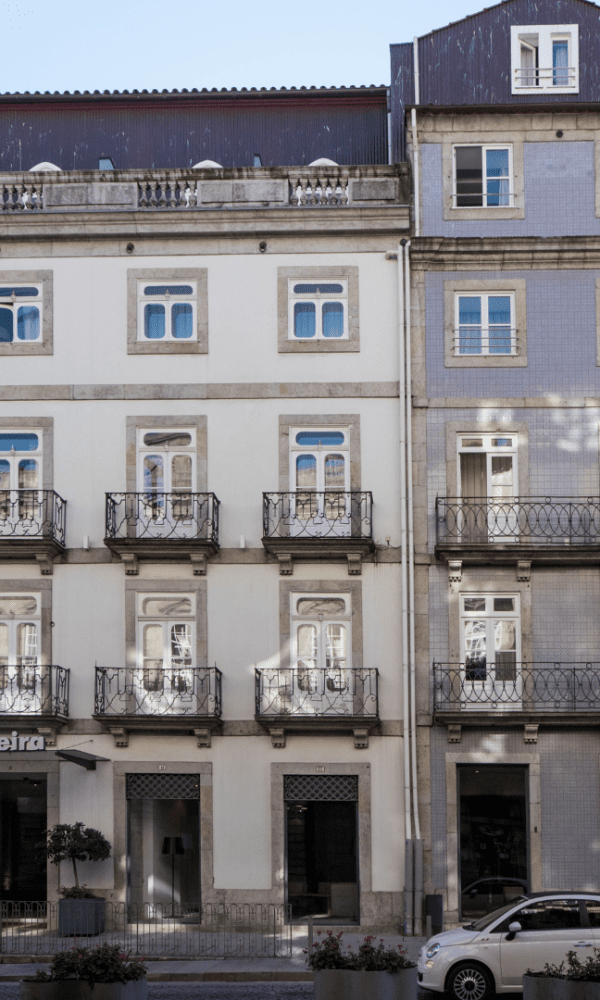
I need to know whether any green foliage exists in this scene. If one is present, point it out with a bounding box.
[528,949,600,982]
[24,945,147,984]
[58,886,98,900]
[306,931,416,972]
[42,823,111,890]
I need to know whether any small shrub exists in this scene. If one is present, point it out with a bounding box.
[23,944,147,984]
[527,949,600,982]
[306,931,416,972]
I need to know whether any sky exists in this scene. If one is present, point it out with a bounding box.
[3,0,584,96]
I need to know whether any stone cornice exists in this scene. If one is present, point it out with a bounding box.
[410,236,600,270]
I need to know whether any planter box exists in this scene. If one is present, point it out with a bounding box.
[21,980,147,1000]
[524,978,600,1000]
[58,899,106,936]
[314,967,418,1000]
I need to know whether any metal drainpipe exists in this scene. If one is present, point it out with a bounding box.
[387,88,393,165]
[412,36,421,238]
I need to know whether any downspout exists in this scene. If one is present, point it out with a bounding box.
[387,88,393,165]
[412,36,421,237]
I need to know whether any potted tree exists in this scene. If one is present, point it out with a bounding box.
[20,943,147,1000]
[43,823,111,936]
[524,950,600,1000]
[307,930,417,1000]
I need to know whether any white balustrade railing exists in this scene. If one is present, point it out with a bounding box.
[0,179,45,210]
[288,172,349,206]
[137,174,198,209]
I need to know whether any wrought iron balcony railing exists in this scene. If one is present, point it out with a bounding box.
[94,666,222,718]
[433,662,600,713]
[0,665,69,717]
[255,668,379,718]
[436,497,600,546]
[263,492,373,540]
[0,490,66,546]
[105,493,219,545]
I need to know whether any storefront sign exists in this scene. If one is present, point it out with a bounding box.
[0,731,46,751]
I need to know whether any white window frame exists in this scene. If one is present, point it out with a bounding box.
[135,593,196,696]
[454,292,516,357]
[457,433,518,496]
[288,278,349,341]
[291,592,352,673]
[289,427,350,493]
[0,285,43,344]
[511,24,579,94]
[0,594,42,712]
[452,145,514,209]
[459,594,521,688]
[137,280,198,343]
[136,427,196,492]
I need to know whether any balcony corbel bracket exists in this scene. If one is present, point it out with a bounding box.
[269,727,286,748]
[517,560,531,582]
[448,560,462,587]
[37,725,58,748]
[108,726,129,747]
[120,553,139,576]
[447,724,462,744]
[353,728,369,749]
[36,553,54,576]
[347,553,362,576]
[194,727,212,748]
[277,553,293,576]
[190,554,207,576]
[524,724,539,744]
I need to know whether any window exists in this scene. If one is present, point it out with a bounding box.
[136,594,195,697]
[290,427,351,533]
[511,25,579,94]
[453,146,512,208]
[278,267,359,353]
[444,280,527,368]
[460,595,521,707]
[137,428,195,529]
[0,272,52,356]
[289,280,348,340]
[127,269,208,354]
[290,593,354,712]
[0,431,43,524]
[455,293,515,355]
[509,899,581,931]
[0,594,41,711]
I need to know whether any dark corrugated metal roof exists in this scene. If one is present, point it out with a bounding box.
[0,84,387,103]
[416,0,600,40]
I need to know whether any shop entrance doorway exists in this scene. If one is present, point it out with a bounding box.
[0,774,47,900]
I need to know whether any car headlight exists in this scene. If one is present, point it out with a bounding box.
[426,942,441,959]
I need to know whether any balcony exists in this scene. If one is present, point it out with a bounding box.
[435,497,600,568]
[0,490,66,575]
[433,662,600,726]
[93,666,222,746]
[104,492,219,575]
[255,667,379,747]
[0,665,69,741]
[262,492,374,575]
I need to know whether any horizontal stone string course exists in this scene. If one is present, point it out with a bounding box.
[0,381,400,400]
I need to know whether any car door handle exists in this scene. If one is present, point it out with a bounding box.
[574,942,594,947]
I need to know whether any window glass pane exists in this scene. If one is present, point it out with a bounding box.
[171,454,192,491]
[464,597,486,611]
[0,307,13,343]
[296,454,316,490]
[297,624,317,669]
[0,287,38,297]
[458,297,482,324]
[144,303,165,339]
[142,431,192,448]
[172,303,193,339]
[488,296,511,325]
[520,42,537,86]
[0,460,9,491]
[461,438,483,447]
[458,296,481,355]
[296,598,346,616]
[144,285,193,296]
[171,623,192,665]
[18,459,38,489]
[494,597,515,612]
[293,283,343,294]
[492,438,513,447]
[143,455,163,491]
[17,623,38,661]
[464,619,486,679]
[553,41,569,86]
[17,306,40,341]
[322,301,344,338]
[295,431,345,447]
[0,597,36,616]
[324,454,345,490]
[0,623,8,664]
[486,149,510,206]
[517,900,580,931]
[143,623,163,668]
[294,302,315,338]
[488,295,512,353]
[455,146,483,206]
[326,624,346,670]
[0,433,38,452]
[491,456,513,495]
[142,597,192,617]
[585,902,600,928]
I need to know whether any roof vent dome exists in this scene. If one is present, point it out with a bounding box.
[29,161,62,172]
[192,159,222,168]
[308,157,338,166]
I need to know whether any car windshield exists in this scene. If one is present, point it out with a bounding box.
[467,898,527,931]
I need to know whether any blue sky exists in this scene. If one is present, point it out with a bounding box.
[1,0,574,95]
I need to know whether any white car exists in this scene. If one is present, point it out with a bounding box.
[418,892,600,1000]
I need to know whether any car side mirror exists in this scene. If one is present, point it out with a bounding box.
[505,921,522,941]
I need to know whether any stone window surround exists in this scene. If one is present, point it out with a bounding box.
[445,420,530,498]
[447,571,533,663]
[127,268,208,355]
[0,578,52,661]
[0,270,53,356]
[444,279,527,368]
[0,756,59,899]
[445,751,541,920]
[112,760,214,903]
[279,579,363,671]
[278,414,361,491]
[277,266,359,353]
[441,135,525,222]
[271,762,372,905]
[125,415,207,492]
[125,578,207,670]
[0,417,54,489]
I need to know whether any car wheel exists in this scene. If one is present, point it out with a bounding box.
[447,962,494,1000]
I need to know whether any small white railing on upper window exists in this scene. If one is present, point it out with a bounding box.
[514,67,577,87]
[453,329,518,356]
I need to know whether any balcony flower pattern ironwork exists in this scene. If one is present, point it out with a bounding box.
[94,666,222,718]
[105,493,219,544]
[0,490,66,546]
[436,497,600,545]
[433,662,600,712]
[263,492,373,540]
[0,665,69,716]
[255,668,379,718]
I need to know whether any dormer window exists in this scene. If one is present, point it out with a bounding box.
[511,25,579,93]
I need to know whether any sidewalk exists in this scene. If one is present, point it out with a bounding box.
[0,933,427,982]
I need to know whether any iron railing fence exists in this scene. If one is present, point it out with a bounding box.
[433,662,600,712]
[105,493,219,545]
[0,901,292,958]
[255,667,379,717]
[263,491,373,540]
[0,665,69,717]
[436,497,600,545]
[0,490,66,546]
[94,666,222,718]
